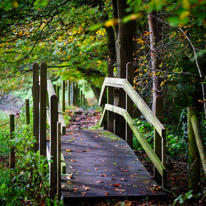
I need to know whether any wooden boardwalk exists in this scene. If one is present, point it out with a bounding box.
[60,129,165,203]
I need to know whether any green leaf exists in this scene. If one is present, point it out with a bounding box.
[89,23,104,31]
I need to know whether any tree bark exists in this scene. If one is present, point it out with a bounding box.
[148,12,162,112]
[111,0,136,138]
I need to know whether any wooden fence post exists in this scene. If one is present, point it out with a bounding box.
[126,62,134,148]
[9,114,15,169]
[33,63,39,151]
[107,63,114,132]
[57,122,61,200]
[154,95,164,185]
[25,99,30,125]
[191,115,206,176]
[50,95,58,198]
[62,80,65,112]
[67,80,70,106]
[40,62,47,156]
[187,107,200,191]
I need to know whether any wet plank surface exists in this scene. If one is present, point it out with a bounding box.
[61,130,164,202]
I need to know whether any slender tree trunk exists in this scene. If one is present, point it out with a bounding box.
[148,12,162,112]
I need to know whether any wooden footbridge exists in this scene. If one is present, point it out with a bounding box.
[32,62,166,203]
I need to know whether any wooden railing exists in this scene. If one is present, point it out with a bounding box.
[187,107,206,191]
[99,63,166,186]
[32,62,66,199]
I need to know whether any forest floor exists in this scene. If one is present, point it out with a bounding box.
[65,108,206,206]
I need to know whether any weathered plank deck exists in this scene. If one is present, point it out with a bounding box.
[60,130,164,203]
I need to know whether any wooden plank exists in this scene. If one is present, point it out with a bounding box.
[61,130,165,201]
[123,80,165,137]
[40,62,47,156]
[101,104,166,178]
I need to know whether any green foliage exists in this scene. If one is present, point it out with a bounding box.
[0,103,62,205]
[173,189,206,205]
[133,117,154,151]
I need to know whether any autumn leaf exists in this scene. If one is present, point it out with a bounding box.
[113,184,121,187]
[82,185,90,191]
[66,174,73,180]
[66,149,73,152]
[100,174,107,177]
[70,159,76,162]
[96,180,104,183]
[104,192,109,196]
[114,188,125,192]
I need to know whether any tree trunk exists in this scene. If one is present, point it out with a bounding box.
[111,0,136,138]
[148,12,162,112]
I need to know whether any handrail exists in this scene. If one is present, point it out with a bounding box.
[99,75,166,186]
[99,77,165,137]
[100,104,166,177]
[47,79,66,134]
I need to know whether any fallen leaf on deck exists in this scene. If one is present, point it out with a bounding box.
[122,169,128,172]
[130,174,134,178]
[120,178,125,181]
[111,178,117,181]
[66,174,73,180]
[71,159,76,162]
[113,184,121,187]
[82,185,90,191]
[67,181,72,185]
[114,188,125,192]
[68,132,74,135]
[104,192,109,196]
[95,168,99,170]
[61,185,65,188]
[100,174,107,177]
[96,180,104,183]
[66,149,73,152]
[87,169,90,172]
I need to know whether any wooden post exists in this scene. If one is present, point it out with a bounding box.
[50,95,58,198]
[25,99,30,125]
[154,95,164,185]
[57,122,61,200]
[107,63,114,132]
[33,63,39,150]
[126,62,134,148]
[67,81,70,106]
[9,114,15,169]
[191,115,206,176]
[40,62,47,156]
[187,107,200,191]
[62,80,65,112]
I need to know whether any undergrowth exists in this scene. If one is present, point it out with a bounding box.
[0,103,62,205]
